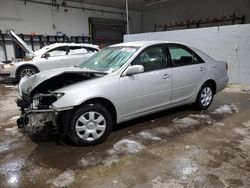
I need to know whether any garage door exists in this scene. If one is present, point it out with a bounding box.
[89,17,126,48]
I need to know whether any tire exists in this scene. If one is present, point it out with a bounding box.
[195,83,214,110]
[68,103,113,146]
[17,66,38,81]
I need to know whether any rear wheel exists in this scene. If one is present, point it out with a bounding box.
[68,103,113,145]
[195,84,214,110]
[17,66,38,81]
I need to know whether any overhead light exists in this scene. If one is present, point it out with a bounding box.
[145,0,169,6]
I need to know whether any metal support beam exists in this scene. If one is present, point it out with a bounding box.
[0,33,8,61]
[30,35,34,51]
[126,0,129,34]
[20,0,126,16]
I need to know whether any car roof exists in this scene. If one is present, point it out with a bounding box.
[111,41,186,48]
[34,43,99,56]
[45,43,99,49]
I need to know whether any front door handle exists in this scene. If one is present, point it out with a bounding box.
[162,74,171,79]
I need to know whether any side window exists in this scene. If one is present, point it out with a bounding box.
[168,45,202,67]
[87,47,98,52]
[68,46,87,55]
[132,46,167,72]
[46,46,67,57]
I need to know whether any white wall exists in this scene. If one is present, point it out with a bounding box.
[0,0,142,61]
[124,24,250,84]
[0,0,141,36]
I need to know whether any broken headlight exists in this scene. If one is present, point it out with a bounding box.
[32,93,64,109]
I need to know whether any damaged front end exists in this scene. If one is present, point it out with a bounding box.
[16,93,63,130]
[15,68,103,132]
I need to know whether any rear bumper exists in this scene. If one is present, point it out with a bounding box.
[216,76,229,93]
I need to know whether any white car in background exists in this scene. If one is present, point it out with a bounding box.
[0,31,99,81]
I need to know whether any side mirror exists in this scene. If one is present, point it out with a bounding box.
[126,65,144,76]
[42,53,50,59]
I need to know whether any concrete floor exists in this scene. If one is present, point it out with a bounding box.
[0,84,250,188]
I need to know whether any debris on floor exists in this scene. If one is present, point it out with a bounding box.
[4,126,21,136]
[212,104,239,114]
[47,170,75,187]
[136,131,162,141]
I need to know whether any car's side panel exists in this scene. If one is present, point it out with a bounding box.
[171,64,208,105]
[35,56,68,71]
[52,75,123,122]
[119,69,172,119]
[166,44,209,104]
[192,47,229,93]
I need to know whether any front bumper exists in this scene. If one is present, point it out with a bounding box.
[16,96,57,129]
[0,66,12,76]
[16,91,72,130]
[0,72,10,77]
[17,108,57,130]
[0,71,17,83]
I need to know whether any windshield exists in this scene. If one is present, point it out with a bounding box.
[78,46,138,73]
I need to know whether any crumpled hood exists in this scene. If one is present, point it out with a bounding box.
[19,67,101,96]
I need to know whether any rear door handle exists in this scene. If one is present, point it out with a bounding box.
[200,67,206,72]
[162,74,171,79]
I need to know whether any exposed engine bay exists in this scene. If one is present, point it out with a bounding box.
[16,71,105,130]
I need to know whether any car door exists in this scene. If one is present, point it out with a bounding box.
[66,46,90,67]
[37,46,68,71]
[119,45,172,120]
[168,44,207,105]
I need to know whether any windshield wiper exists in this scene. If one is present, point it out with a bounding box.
[77,66,107,74]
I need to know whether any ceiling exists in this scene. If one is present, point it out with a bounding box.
[67,0,169,11]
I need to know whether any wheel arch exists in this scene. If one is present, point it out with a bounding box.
[15,64,40,79]
[78,97,117,124]
[202,79,217,94]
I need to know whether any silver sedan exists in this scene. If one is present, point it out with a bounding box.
[17,41,229,145]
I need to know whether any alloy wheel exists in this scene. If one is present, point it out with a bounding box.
[200,87,213,107]
[20,68,36,78]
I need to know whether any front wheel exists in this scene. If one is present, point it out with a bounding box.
[68,103,113,145]
[17,66,38,81]
[195,84,214,110]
